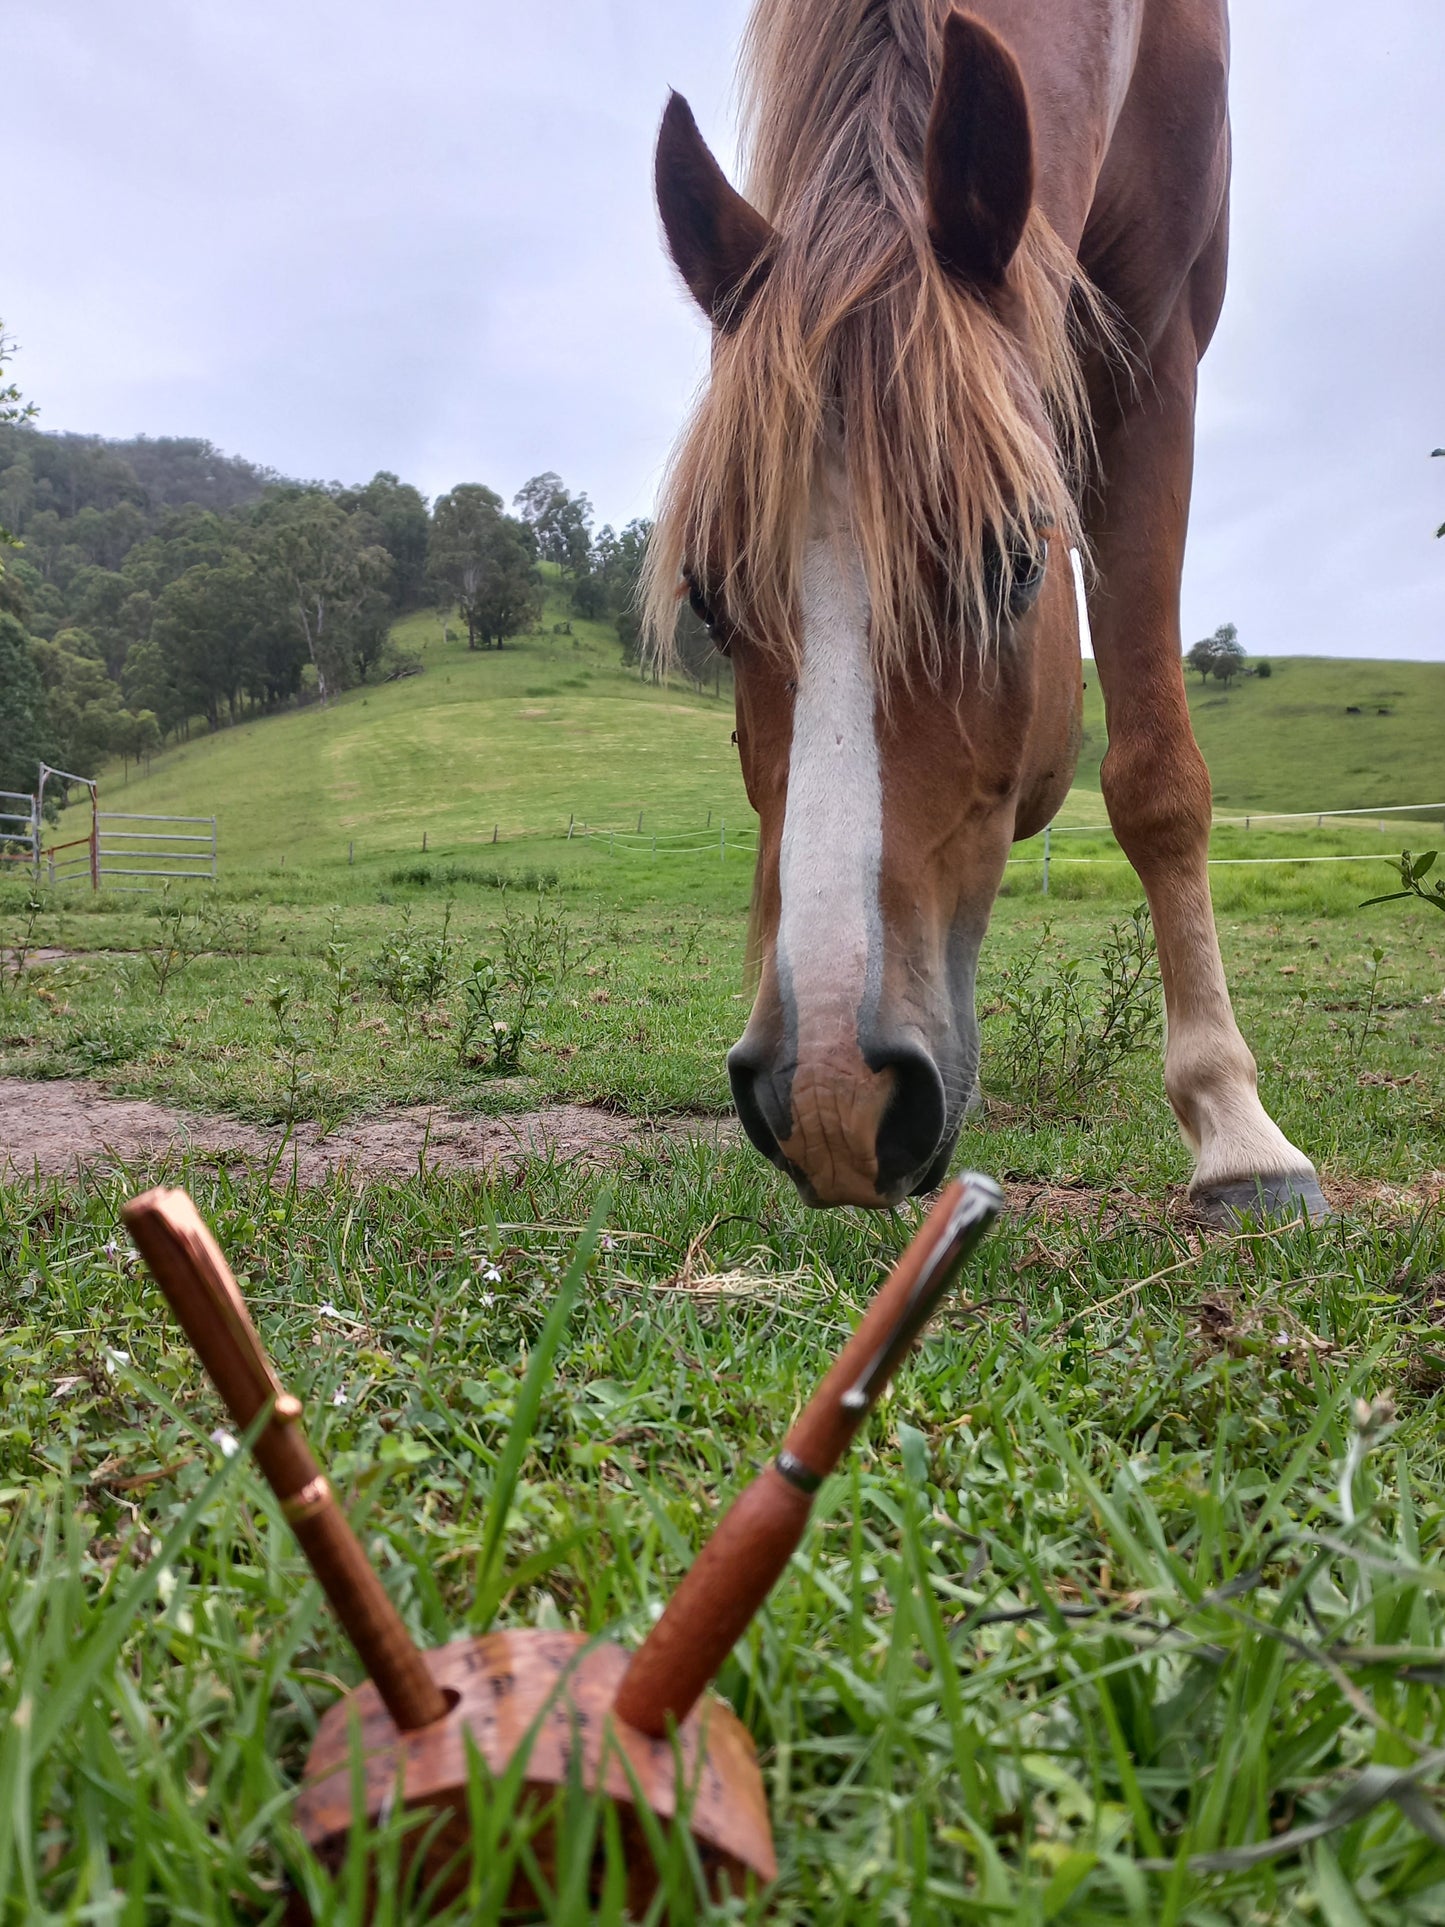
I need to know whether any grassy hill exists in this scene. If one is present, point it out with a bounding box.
[97,594,1444,876]
[106,603,749,871]
[1077,655,1443,814]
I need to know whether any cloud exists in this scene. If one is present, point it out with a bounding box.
[4,0,1440,658]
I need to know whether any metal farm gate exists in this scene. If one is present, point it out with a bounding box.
[22,766,218,893]
[96,811,217,891]
[0,791,39,875]
[37,766,99,889]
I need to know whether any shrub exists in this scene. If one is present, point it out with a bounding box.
[982,905,1160,1115]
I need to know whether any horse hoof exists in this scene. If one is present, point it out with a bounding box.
[1191,1171,1333,1229]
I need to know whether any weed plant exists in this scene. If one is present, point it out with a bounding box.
[1,892,44,992]
[983,907,1160,1117]
[1364,852,1445,923]
[456,901,587,1075]
[141,893,207,997]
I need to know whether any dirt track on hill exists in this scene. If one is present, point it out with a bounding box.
[0,1077,718,1186]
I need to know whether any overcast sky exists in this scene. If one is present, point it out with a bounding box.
[5,1,1442,661]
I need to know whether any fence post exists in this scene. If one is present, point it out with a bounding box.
[89,784,100,892]
[610,831,615,857]
[567,814,574,839]
[637,811,644,834]
[422,830,427,853]
[348,840,354,866]
[492,824,498,845]
[720,819,726,863]
[211,817,217,881]
[652,835,657,861]
[1041,824,1050,896]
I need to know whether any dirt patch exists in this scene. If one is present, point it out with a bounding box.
[0,1077,723,1186]
[1315,1172,1444,1215]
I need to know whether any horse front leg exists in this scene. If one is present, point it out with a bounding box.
[1084,315,1328,1224]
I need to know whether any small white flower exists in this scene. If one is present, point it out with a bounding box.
[331,1387,348,1407]
[102,1347,130,1375]
[481,1264,502,1285]
[478,1291,496,1310]
[318,1301,342,1321]
[211,1428,239,1459]
[599,1234,616,1253]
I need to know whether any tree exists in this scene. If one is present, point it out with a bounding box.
[30,631,124,772]
[339,471,430,610]
[593,519,652,665]
[0,612,47,794]
[121,638,183,738]
[251,491,392,704]
[1185,637,1217,684]
[151,557,261,729]
[514,473,593,577]
[472,514,542,647]
[429,486,539,649]
[1186,622,1244,687]
[0,321,37,557]
[1209,623,1246,685]
[110,706,161,778]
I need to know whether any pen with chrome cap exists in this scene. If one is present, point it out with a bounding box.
[612,1172,1004,1736]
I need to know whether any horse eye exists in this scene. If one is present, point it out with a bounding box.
[688,581,715,629]
[686,577,732,655]
[1008,539,1048,619]
[982,531,1048,627]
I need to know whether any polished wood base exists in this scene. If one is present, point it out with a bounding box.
[291,1630,776,1918]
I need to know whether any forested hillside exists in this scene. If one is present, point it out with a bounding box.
[0,428,679,798]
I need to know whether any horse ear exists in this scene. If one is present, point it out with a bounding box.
[924,12,1035,288]
[656,92,775,329]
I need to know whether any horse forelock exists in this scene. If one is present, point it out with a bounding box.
[643,0,1109,690]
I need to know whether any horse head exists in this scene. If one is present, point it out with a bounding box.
[649,13,1088,1206]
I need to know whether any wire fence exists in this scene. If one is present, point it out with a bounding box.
[551,801,1445,888]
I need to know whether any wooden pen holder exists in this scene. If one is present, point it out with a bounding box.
[293,1631,773,1914]
[124,1173,1001,1920]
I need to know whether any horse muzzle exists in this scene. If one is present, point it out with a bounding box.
[727,1027,961,1207]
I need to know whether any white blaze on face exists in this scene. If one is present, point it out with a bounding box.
[1069,546,1092,657]
[776,529,882,1053]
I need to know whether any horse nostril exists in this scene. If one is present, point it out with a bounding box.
[727,1044,789,1171]
[872,1044,948,1195]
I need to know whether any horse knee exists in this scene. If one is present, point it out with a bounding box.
[1100,731,1211,867]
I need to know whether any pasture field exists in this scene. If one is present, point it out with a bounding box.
[91,596,1445,867]
[3,622,1445,1921]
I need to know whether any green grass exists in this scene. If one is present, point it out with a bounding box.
[102,601,749,870]
[88,586,1445,871]
[3,852,1444,1919]
[4,595,1445,1919]
[5,1138,1445,1921]
[1077,658,1445,816]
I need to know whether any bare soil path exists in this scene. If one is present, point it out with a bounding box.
[0,1077,713,1186]
[1,1079,1435,1228]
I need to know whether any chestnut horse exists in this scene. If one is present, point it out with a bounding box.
[647,0,1326,1221]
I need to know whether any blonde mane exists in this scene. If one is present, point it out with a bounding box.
[644,0,1103,684]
